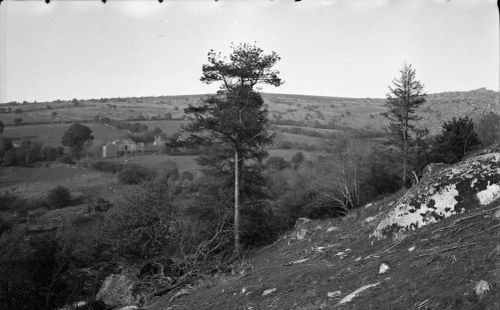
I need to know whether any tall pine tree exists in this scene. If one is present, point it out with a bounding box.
[384,64,426,188]
[184,43,282,255]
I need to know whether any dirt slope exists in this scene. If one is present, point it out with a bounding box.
[149,159,500,310]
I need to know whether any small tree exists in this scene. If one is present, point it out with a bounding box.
[474,112,500,147]
[431,116,481,164]
[51,111,58,119]
[13,118,22,125]
[384,64,426,188]
[291,151,304,168]
[46,186,71,209]
[0,120,4,135]
[61,124,94,157]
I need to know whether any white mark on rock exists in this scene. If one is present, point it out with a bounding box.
[364,216,377,223]
[327,226,339,232]
[296,229,308,240]
[379,263,390,274]
[476,183,500,205]
[327,291,341,298]
[339,282,381,304]
[262,288,277,296]
[474,280,490,298]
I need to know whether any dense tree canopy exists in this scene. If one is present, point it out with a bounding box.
[184,43,282,255]
[61,123,93,157]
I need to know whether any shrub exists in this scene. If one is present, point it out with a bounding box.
[87,197,113,212]
[475,112,500,147]
[430,116,481,164]
[291,151,304,168]
[157,160,180,183]
[0,217,13,235]
[46,186,71,209]
[265,156,291,171]
[91,161,123,173]
[0,192,23,211]
[118,165,155,185]
[59,154,75,164]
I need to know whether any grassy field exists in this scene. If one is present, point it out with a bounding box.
[0,165,117,200]
[3,123,127,147]
[135,120,187,134]
[101,153,200,173]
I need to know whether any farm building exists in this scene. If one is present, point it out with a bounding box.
[102,138,145,158]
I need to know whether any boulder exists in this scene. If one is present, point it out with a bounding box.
[96,272,141,307]
[372,153,500,238]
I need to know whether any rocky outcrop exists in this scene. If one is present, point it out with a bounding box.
[96,272,141,307]
[372,153,500,238]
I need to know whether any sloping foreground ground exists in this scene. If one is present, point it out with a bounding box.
[150,201,500,310]
[147,153,500,309]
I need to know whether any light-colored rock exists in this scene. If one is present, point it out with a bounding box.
[262,288,277,296]
[372,153,500,238]
[296,228,308,240]
[474,280,490,298]
[338,282,381,304]
[379,263,390,274]
[327,291,341,298]
[408,246,416,252]
[96,272,140,307]
[326,226,339,232]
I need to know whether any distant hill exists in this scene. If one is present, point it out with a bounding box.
[2,88,498,135]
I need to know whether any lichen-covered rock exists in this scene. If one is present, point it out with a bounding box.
[372,153,500,238]
[96,272,141,307]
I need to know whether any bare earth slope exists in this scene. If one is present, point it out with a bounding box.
[149,153,500,310]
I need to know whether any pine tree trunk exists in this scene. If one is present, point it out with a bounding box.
[234,149,241,256]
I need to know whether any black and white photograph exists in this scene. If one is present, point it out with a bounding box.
[0,0,499,309]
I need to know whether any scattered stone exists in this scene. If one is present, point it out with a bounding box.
[314,244,337,252]
[364,203,373,208]
[379,263,390,274]
[296,228,308,240]
[327,291,341,298]
[262,288,277,296]
[408,246,416,252]
[474,280,490,298]
[118,306,138,310]
[364,216,377,223]
[338,282,381,304]
[495,208,500,219]
[355,257,362,261]
[327,226,339,232]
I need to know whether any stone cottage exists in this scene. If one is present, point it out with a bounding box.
[102,138,145,158]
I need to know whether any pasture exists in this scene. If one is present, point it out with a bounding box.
[3,123,126,147]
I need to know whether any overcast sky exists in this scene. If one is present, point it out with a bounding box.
[0,0,498,103]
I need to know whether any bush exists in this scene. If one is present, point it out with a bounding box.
[475,112,500,147]
[59,154,75,164]
[290,151,304,168]
[46,186,71,209]
[0,192,23,211]
[118,165,155,185]
[265,156,291,171]
[0,217,13,235]
[430,116,481,164]
[87,197,113,213]
[91,161,123,173]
